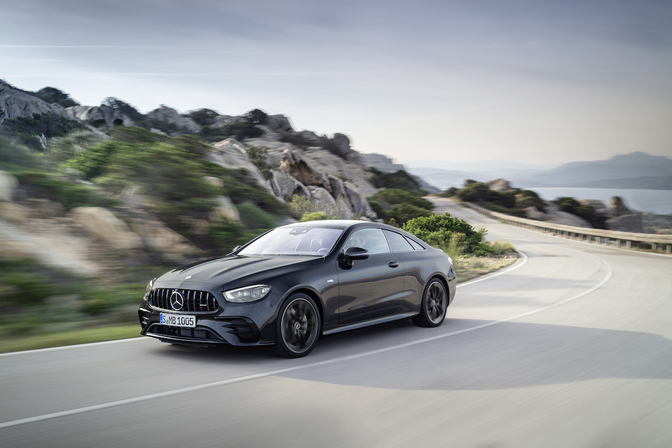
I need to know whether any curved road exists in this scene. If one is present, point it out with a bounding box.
[1,197,671,447]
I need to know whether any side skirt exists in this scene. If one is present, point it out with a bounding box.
[323,312,416,336]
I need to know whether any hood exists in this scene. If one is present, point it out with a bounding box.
[157,255,322,287]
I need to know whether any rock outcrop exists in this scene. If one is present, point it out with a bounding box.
[70,207,143,250]
[206,138,274,194]
[606,196,643,232]
[361,152,440,193]
[65,105,133,130]
[266,114,293,133]
[147,105,201,135]
[486,179,514,192]
[0,81,71,124]
[279,149,332,193]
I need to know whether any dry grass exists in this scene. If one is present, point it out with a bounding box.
[455,254,518,283]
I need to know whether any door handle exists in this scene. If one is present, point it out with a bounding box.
[388,261,399,268]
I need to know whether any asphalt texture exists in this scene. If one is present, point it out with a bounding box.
[1,197,671,448]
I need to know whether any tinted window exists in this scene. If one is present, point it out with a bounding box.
[405,237,425,250]
[239,227,343,256]
[384,230,414,253]
[343,228,390,254]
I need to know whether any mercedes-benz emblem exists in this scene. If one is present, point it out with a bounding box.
[170,290,185,311]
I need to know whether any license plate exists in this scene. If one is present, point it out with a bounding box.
[159,313,196,328]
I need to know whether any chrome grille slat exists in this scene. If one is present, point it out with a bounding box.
[148,288,219,313]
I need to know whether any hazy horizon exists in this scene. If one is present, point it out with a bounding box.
[2,0,671,165]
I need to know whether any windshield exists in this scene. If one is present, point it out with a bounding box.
[238,226,343,256]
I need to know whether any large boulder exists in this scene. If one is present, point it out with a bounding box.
[65,105,133,130]
[344,182,377,219]
[543,203,592,228]
[0,170,18,202]
[0,81,70,124]
[146,105,201,134]
[607,214,643,233]
[270,170,310,201]
[70,207,142,250]
[131,219,201,260]
[525,206,545,220]
[608,196,635,216]
[267,114,294,133]
[324,133,354,159]
[209,196,240,223]
[279,149,332,192]
[487,179,514,192]
[206,138,274,194]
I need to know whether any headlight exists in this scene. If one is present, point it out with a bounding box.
[144,279,154,298]
[224,284,271,303]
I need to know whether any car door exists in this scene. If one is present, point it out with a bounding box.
[336,228,405,325]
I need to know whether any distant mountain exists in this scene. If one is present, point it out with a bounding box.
[517,152,672,189]
[408,152,672,191]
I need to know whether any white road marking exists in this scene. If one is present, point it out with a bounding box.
[0,252,613,430]
[0,337,145,358]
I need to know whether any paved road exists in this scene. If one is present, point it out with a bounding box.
[2,198,671,447]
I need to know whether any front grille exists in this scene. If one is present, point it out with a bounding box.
[149,288,219,313]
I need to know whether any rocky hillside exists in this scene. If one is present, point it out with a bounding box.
[0,80,438,224]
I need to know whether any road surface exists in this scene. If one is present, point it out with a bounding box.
[1,197,671,447]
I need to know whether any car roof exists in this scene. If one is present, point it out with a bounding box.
[279,220,405,232]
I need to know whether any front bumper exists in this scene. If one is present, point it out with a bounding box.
[139,307,274,347]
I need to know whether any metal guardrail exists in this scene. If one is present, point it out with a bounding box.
[462,203,672,255]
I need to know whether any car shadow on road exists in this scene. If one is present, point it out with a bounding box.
[277,318,672,391]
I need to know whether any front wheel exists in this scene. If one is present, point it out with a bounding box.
[413,279,448,328]
[273,294,321,358]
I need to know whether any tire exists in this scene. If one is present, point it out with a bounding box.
[413,278,448,328]
[272,294,321,358]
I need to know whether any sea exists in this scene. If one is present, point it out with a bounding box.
[531,188,672,215]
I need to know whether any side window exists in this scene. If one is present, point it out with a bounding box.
[343,228,390,255]
[405,236,425,250]
[384,230,414,253]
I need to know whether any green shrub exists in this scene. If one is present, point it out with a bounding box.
[0,136,38,169]
[368,168,423,192]
[300,211,328,222]
[209,218,258,254]
[438,187,458,198]
[370,188,434,211]
[0,113,85,147]
[48,130,104,164]
[386,203,432,226]
[237,201,278,230]
[14,170,118,209]
[33,87,79,108]
[80,283,146,315]
[403,213,487,254]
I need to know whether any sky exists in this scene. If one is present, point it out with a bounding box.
[1,0,671,166]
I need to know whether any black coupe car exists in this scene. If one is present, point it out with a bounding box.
[138,220,456,357]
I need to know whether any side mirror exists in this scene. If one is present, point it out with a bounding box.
[233,245,241,252]
[339,246,369,267]
[343,246,369,260]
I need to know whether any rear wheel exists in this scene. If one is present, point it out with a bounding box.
[273,294,321,358]
[413,278,448,327]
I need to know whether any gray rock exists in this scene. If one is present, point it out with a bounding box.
[267,114,294,133]
[146,105,201,134]
[206,138,274,194]
[0,81,71,124]
[578,199,612,218]
[543,202,592,227]
[209,196,240,223]
[323,133,354,159]
[609,196,635,216]
[131,218,201,260]
[607,214,643,232]
[70,207,143,250]
[213,115,244,126]
[279,149,332,192]
[487,179,514,192]
[65,105,133,130]
[0,170,18,202]
[525,206,545,220]
[344,182,377,219]
[201,176,223,188]
[270,170,310,201]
